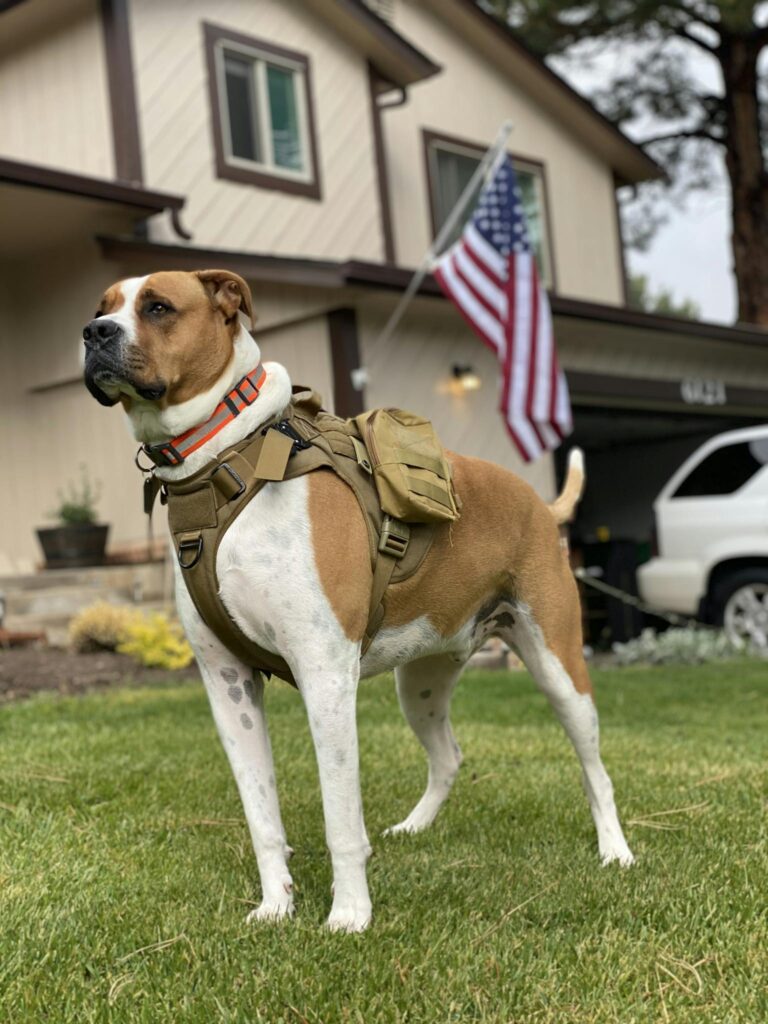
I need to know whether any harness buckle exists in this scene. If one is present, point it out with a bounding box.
[178,535,203,569]
[378,516,410,559]
[269,420,312,454]
[211,461,246,501]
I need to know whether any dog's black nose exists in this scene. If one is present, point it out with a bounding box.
[83,318,121,347]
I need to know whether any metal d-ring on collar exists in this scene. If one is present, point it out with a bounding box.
[135,446,157,474]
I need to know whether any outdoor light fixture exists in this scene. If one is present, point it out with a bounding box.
[451,364,482,392]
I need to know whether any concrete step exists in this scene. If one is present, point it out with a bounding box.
[0,561,169,596]
[0,562,174,649]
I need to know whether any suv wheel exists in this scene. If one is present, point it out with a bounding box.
[711,568,768,651]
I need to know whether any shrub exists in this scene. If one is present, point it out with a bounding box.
[612,627,743,667]
[51,465,101,525]
[69,602,138,653]
[117,612,194,671]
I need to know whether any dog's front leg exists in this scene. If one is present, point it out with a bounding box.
[177,584,294,921]
[296,655,372,932]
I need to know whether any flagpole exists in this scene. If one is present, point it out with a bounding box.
[371,120,514,351]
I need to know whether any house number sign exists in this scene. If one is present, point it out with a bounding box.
[680,377,727,406]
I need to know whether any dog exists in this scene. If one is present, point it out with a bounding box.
[82,269,634,932]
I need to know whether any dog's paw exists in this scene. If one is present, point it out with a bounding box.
[326,901,372,933]
[246,894,295,924]
[600,844,635,868]
[382,813,431,836]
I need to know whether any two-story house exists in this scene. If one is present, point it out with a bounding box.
[2,0,768,585]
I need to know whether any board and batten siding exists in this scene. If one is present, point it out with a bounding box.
[129,0,385,262]
[0,0,113,179]
[382,0,625,306]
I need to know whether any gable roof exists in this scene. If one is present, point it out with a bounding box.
[425,0,661,185]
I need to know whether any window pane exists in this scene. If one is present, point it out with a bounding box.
[433,147,482,247]
[267,64,303,170]
[672,442,763,497]
[224,53,260,162]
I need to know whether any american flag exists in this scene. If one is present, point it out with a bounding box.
[433,155,572,462]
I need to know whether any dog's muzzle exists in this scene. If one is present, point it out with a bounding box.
[82,319,166,405]
[83,318,124,406]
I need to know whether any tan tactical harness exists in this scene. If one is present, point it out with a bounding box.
[155,388,458,686]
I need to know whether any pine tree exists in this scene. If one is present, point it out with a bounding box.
[483,2,768,325]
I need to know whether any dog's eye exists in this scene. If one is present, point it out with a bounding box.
[147,301,172,315]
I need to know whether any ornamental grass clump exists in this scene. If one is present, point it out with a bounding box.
[68,602,138,653]
[51,465,101,525]
[613,627,742,667]
[117,612,194,671]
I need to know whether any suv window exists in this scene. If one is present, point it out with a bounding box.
[673,440,768,497]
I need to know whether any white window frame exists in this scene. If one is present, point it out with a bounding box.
[214,38,313,184]
[426,135,555,290]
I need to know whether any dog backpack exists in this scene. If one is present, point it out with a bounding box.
[159,387,460,686]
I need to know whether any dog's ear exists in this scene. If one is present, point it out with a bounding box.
[195,269,254,328]
[84,372,119,407]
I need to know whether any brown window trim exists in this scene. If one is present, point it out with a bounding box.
[421,127,558,293]
[204,22,322,200]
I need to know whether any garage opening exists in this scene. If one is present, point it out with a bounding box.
[555,401,763,648]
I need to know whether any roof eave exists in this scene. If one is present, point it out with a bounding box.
[96,238,766,349]
[303,0,441,87]
[434,0,663,185]
[0,156,185,215]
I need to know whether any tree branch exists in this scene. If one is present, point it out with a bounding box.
[641,128,723,145]
[670,25,719,54]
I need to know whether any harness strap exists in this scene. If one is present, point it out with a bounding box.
[155,392,431,686]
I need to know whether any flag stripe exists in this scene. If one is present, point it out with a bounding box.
[433,155,572,463]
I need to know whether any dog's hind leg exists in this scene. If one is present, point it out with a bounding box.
[384,654,465,835]
[503,584,634,867]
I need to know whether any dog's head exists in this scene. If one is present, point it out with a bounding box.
[82,270,254,409]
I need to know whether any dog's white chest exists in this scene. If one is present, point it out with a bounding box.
[213,475,353,666]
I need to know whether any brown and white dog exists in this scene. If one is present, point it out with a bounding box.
[82,269,633,932]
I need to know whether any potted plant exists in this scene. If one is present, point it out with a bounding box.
[37,466,109,569]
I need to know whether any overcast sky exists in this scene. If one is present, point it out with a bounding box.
[549,42,736,325]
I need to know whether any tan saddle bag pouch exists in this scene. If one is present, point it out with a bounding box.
[354,408,460,525]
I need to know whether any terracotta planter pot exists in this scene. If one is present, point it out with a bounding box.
[36,523,110,569]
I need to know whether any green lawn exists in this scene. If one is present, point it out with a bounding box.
[1,663,766,1024]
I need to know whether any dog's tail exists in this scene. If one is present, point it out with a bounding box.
[548,448,585,525]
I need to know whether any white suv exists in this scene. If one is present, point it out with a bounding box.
[638,425,768,648]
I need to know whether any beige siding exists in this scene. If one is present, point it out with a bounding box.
[130,0,384,261]
[0,0,113,178]
[383,0,624,305]
[259,315,335,412]
[359,298,557,499]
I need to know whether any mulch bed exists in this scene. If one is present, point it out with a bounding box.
[0,648,195,703]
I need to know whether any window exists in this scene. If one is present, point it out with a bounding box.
[672,440,768,498]
[205,24,321,199]
[424,131,555,289]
